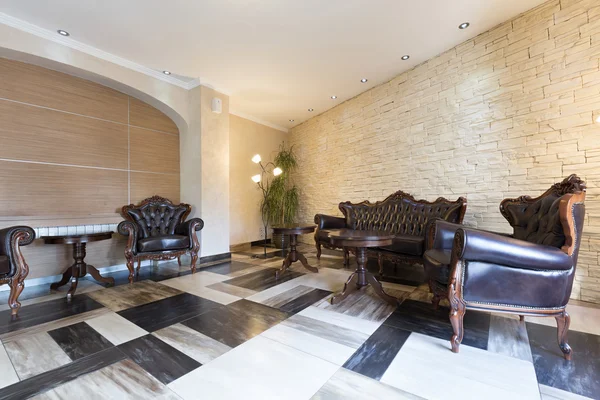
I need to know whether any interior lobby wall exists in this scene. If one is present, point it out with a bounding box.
[0,57,181,278]
[229,114,288,246]
[290,0,600,302]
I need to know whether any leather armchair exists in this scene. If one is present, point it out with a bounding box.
[0,226,35,317]
[118,196,204,283]
[423,175,586,360]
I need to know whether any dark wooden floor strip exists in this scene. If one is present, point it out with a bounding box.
[278,288,332,314]
[117,293,221,332]
[222,268,303,292]
[0,295,104,335]
[48,322,113,361]
[0,347,125,400]
[118,334,201,385]
[342,324,411,380]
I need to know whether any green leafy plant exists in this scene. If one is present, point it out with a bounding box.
[264,143,299,226]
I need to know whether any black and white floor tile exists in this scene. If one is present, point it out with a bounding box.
[0,245,598,399]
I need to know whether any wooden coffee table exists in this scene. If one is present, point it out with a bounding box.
[273,224,318,278]
[42,232,116,300]
[328,229,398,306]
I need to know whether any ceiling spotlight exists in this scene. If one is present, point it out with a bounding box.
[331,95,337,99]
[57,30,70,36]
[596,115,600,123]
[163,70,171,75]
[401,55,410,60]
[289,119,294,122]
[360,78,368,83]
[459,22,470,29]
[308,108,314,112]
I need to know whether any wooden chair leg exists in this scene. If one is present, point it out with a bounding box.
[556,311,572,360]
[519,315,525,322]
[378,253,384,276]
[136,259,141,273]
[126,258,135,284]
[8,278,25,319]
[449,299,466,353]
[315,242,322,259]
[190,251,198,274]
[177,256,182,267]
[343,248,349,267]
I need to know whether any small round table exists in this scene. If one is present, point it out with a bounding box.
[272,224,318,279]
[42,232,116,300]
[328,229,398,306]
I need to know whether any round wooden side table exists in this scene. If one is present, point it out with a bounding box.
[272,224,318,278]
[42,232,116,300]
[327,229,398,306]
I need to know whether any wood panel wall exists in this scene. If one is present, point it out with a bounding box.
[0,57,180,277]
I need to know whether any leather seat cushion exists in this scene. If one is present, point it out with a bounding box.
[137,235,190,252]
[380,235,424,256]
[423,249,451,284]
[0,256,9,275]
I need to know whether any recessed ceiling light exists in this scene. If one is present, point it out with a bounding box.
[331,95,337,99]
[596,115,600,123]
[401,55,410,60]
[57,29,70,36]
[289,119,294,122]
[360,78,368,83]
[163,70,171,75]
[459,22,470,29]
[308,108,314,112]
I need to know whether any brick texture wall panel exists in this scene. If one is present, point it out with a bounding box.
[290,0,600,303]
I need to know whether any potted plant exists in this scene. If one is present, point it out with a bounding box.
[264,143,299,249]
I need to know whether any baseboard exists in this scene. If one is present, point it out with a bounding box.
[251,239,271,246]
[199,252,231,264]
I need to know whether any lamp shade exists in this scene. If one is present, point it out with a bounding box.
[251,174,261,183]
[273,167,283,176]
[252,154,262,163]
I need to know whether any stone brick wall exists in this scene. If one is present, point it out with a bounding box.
[289,0,600,303]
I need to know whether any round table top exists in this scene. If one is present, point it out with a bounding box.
[327,229,393,247]
[41,231,113,245]
[271,224,316,235]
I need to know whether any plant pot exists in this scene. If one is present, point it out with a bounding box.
[272,233,290,249]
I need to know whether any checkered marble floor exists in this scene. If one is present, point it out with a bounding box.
[0,245,598,399]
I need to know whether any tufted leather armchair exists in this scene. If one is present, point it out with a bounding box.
[0,226,35,318]
[314,191,466,276]
[118,196,204,283]
[423,175,586,359]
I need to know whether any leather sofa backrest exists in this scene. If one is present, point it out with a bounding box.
[339,191,466,237]
[122,196,190,239]
[500,175,586,249]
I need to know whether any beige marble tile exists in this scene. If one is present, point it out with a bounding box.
[312,367,423,400]
[0,307,110,343]
[206,282,257,298]
[153,323,231,364]
[86,280,182,312]
[380,333,540,400]
[84,312,148,346]
[0,344,19,389]
[169,336,338,400]
[160,271,237,304]
[298,306,382,336]
[5,332,72,380]
[32,359,180,400]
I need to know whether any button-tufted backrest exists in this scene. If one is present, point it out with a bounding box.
[339,191,466,237]
[500,175,587,249]
[122,196,190,239]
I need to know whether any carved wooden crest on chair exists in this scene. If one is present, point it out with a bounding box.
[118,196,204,284]
[423,175,586,360]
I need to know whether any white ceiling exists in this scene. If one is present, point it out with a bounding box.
[0,0,546,131]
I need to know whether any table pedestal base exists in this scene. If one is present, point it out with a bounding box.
[331,247,398,306]
[276,234,319,279]
[50,242,115,300]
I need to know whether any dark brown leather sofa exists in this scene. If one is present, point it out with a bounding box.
[118,196,204,283]
[423,175,586,359]
[314,191,467,275]
[0,226,35,317]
